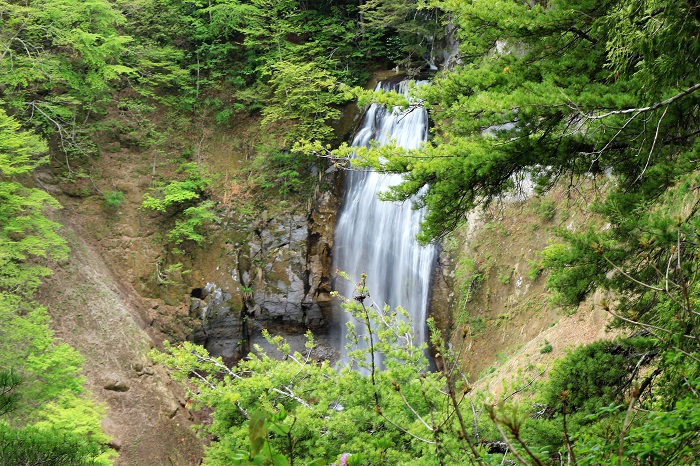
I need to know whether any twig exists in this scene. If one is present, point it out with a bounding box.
[618,386,639,466]
[192,350,242,379]
[603,307,695,341]
[600,253,664,292]
[561,397,577,466]
[676,225,700,342]
[470,395,480,443]
[271,387,312,410]
[442,353,486,465]
[396,387,433,431]
[377,411,435,444]
[634,105,668,183]
[586,82,700,119]
[491,421,530,466]
[502,366,548,402]
[189,369,215,390]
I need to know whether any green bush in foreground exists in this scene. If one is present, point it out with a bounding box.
[153,274,700,466]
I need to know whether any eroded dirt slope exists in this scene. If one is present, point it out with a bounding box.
[38,213,203,465]
[434,181,620,397]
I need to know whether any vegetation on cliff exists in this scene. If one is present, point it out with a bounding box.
[2,0,699,464]
[0,0,436,462]
[0,110,113,464]
[298,0,700,464]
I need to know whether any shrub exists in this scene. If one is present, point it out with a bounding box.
[540,340,553,354]
[535,199,555,221]
[103,191,125,210]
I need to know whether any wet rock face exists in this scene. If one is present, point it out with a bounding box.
[249,190,338,331]
[307,190,339,322]
[250,213,316,326]
[190,185,340,360]
[434,23,462,71]
[189,282,243,359]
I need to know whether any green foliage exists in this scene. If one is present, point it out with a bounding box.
[454,256,485,305]
[247,143,317,198]
[0,370,21,417]
[496,268,512,285]
[526,259,541,281]
[142,162,211,212]
[142,162,217,245]
[534,199,555,221]
[0,102,112,464]
[576,389,700,465]
[539,340,552,354]
[360,0,444,72]
[155,261,191,286]
[168,201,217,244]
[153,277,482,465]
[0,421,105,466]
[236,408,326,466]
[539,231,607,307]
[110,0,439,152]
[328,0,700,249]
[0,113,48,176]
[0,293,81,415]
[543,338,656,413]
[155,272,700,465]
[262,60,349,143]
[32,396,114,465]
[103,191,125,210]
[0,110,68,296]
[0,0,135,157]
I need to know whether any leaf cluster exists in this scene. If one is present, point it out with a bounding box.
[0,421,105,466]
[142,162,217,245]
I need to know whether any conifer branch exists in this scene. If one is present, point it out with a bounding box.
[585,82,700,120]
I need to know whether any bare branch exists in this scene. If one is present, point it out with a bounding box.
[396,386,433,432]
[491,420,530,466]
[634,105,668,183]
[192,351,242,379]
[600,253,665,292]
[618,386,639,466]
[189,369,216,390]
[502,366,548,403]
[603,308,700,363]
[561,397,577,466]
[271,387,312,410]
[586,82,700,120]
[377,411,436,444]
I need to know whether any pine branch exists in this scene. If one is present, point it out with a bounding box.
[585,82,700,120]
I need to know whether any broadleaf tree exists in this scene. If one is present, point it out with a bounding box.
[0,109,113,464]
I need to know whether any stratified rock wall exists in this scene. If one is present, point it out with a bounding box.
[190,183,340,360]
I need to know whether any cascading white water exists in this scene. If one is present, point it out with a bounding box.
[333,80,436,366]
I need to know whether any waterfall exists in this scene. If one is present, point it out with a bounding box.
[333,80,437,366]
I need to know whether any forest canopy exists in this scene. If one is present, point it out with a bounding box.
[1,0,699,464]
[0,0,438,462]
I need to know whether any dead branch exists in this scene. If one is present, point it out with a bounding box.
[502,366,548,403]
[586,82,700,120]
[271,387,312,410]
[618,385,639,466]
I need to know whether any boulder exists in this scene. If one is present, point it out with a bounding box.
[103,375,130,392]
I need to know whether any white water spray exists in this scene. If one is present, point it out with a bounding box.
[333,81,436,366]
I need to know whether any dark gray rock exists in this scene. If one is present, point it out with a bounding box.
[189,282,244,359]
